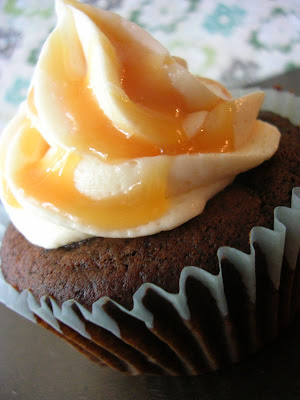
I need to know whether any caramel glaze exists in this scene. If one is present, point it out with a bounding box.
[5,6,236,231]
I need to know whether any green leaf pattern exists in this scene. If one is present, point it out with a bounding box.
[0,0,299,130]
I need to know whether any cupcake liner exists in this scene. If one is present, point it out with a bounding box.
[0,89,300,375]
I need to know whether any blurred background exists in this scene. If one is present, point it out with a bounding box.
[0,0,299,131]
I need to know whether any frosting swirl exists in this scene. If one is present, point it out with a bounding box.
[0,0,280,248]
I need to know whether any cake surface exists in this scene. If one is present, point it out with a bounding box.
[1,111,300,310]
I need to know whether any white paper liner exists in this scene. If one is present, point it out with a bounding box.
[0,89,300,374]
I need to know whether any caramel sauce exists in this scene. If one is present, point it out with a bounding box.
[12,124,169,229]
[6,4,236,230]
[42,29,163,160]
[37,19,234,160]
[28,88,37,116]
[1,177,21,209]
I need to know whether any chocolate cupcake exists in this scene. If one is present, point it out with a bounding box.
[0,0,299,375]
[1,103,299,375]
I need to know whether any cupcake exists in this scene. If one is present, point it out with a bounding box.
[0,0,299,375]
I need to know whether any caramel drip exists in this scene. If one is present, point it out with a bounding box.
[11,123,169,230]
[6,4,237,230]
[42,29,163,160]
[1,177,21,209]
[36,22,234,161]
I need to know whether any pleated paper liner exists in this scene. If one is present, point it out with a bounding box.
[0,89,300,375]
[0,187,299,375]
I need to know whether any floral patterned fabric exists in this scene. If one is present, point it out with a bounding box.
[0,0,299,131]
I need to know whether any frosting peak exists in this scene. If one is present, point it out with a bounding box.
[0,0,280,248]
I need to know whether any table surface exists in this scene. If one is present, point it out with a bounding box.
[0,70,299,400]
[0,303,300,400]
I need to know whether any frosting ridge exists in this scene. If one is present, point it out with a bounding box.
[0,0,280,248]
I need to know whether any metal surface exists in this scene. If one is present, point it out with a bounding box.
[0,304,300,400]
[0,71,299,400]
[246,68,300,91]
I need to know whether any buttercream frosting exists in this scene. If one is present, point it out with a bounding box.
[0,0,280,248]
